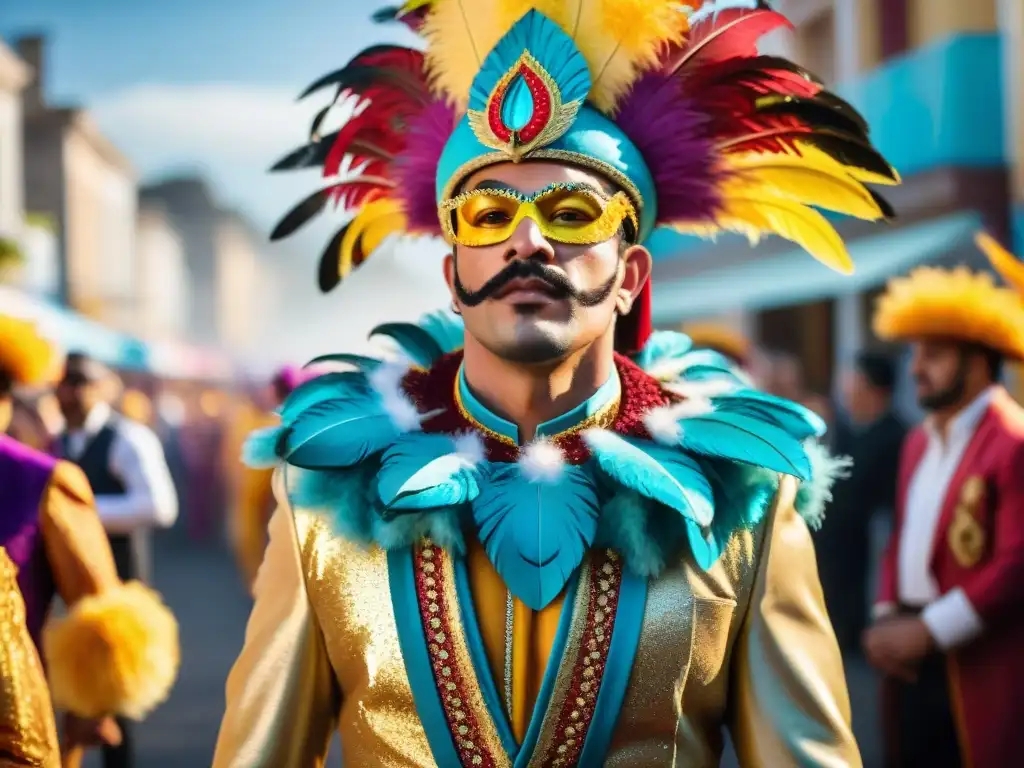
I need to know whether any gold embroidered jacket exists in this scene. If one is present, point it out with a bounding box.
[214,470,858,767]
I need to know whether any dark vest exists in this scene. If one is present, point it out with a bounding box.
[61,420,138,579]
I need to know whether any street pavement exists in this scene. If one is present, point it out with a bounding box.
[80,534,882,766]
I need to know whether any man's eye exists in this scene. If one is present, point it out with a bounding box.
[551,209,593,224]
[475,210,511,226]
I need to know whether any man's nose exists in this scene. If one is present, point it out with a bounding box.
[503,215,555,264]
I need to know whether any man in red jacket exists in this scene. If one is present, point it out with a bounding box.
[865,257,1024,767]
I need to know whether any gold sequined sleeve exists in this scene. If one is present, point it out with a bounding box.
[0,547,59,767]
[213,469,340,768]
[39,461,120,608]
[727,475,862,767]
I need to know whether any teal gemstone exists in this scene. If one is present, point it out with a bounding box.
[500,73,535,132]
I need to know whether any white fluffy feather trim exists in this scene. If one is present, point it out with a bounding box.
[519,439,565,483]
[368,361,431,432]
[454,432,486,466]
[643,399,715,445]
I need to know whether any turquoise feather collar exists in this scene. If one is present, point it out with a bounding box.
[246,311,848,610]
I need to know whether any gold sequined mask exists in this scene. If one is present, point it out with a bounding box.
[440,182,638,248]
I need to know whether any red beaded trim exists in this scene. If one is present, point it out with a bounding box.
[414,543,499,768]
[539,550,623,767]
[486,62,553,146]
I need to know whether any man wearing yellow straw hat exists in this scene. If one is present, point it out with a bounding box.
[0,314,179,766]
[864,243,1024,768]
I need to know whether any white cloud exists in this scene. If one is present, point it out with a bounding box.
[90,82,354,227]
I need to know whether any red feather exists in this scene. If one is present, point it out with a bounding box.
[665,4,792,75]
[326,176,395,211]
[322,92,417,177]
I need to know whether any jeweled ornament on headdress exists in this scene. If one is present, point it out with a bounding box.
[269,0,899,351]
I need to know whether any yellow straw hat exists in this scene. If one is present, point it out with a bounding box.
[0,314,60,387]
[873,263,1024,360]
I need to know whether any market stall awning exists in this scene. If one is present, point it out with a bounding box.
[0,286,150,370]
[652,211,983,324]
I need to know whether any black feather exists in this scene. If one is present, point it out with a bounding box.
[298,64,426,101]
[271,189,330,241]
[309,104,334,141]
[868,188,897,220]
[755,94,870,141]
[268,143,320,172]
[317,226,349,292]
[372,6,400,23]
[801,131,900,183]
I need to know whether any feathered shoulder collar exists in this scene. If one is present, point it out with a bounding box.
[245,311,848,609]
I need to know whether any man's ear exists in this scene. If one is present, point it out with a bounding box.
[443,250,457,294]
[616,244,652,315]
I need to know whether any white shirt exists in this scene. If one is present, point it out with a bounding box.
[895,387,993,650]
[64,403,179,535]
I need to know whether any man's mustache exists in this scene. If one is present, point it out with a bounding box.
[453,257,618,308]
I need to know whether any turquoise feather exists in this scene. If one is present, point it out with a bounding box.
[711,389,826,440]
[242,426,285,468]
[417,310,464,355]
[278,371,371,422]
[677,411,812,480]
[282,395,401,469]
[468,11,591,113]
[370,322,445,367]
[303,352,383,373]
[471,463,599,611]
[377,433,482,512]
[633,330,694,372]
[583,429,713,527]
[669,349,747,383]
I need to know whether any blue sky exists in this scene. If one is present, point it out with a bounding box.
[1,0,419,229]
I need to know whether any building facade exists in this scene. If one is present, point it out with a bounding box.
[136,204,191,341]
[17,36,138,318]
[651,0,1017,401]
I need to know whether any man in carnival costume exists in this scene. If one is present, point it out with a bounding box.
[0,314,179,765]
[865,232,1024,768]
[215,1,898,765]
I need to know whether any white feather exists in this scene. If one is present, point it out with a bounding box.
[519,439,566,483]
[644,398,717,445]
[454,432,486,466]
[661,378,741,399]
[368,361,439,432]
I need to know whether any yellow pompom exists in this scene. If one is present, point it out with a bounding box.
[44,582,180,720]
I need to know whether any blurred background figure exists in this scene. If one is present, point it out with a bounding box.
[818,350,907,653]
[52,351,179,768]
[764,350,836,432]
[225,365,315,593]
[683,322,754,371]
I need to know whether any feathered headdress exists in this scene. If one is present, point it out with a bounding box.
[271,0,898,353]
[873,264,1024,360]
[0,314,59,388]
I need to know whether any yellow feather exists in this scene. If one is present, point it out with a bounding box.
[792,141,902,187]
[339,199,408,279]
[976,230,1024,296]
[570,0,687,111]
[713,182,854,273]
[498,0,571,28]
[422,0,509,107]
[725,152,887,221]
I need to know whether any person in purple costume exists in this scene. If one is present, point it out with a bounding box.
[0,313,178,762]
